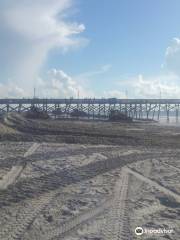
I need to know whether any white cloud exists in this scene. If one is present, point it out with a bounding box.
[76,64,112,79]
[112,38,180,99]
[163,37,180,75]
[0,68,93,98]
[165,38,180,57]
[35,69,92,98]
[0,0,86,90]
[101,64,112,72]
[133,37,180,98]
[0,82,27,98]
[133,73,180,98]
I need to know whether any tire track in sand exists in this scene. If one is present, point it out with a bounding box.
[26,169,130,240]
[36,168,128,240]
[126,167,180,202]
[161,162,180,173]
[0,143,40,190]
[0,171,111,240]
[0,190,61,240]
[38,197,112,240]
[103,168,131,240]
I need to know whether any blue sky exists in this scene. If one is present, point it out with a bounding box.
[47,0,177,74]
[1,0,180,98]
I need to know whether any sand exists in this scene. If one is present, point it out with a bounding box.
[0,114,179,239]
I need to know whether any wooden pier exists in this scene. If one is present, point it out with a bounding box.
[0,98,180,121]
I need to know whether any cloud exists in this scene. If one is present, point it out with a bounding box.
[0,0,86,89]
[101,64,112,72]
[0,82,27,98]
[133,73,180,98]
[0,68,93,98]
[134,37,180,98]
[163,37,180,75]
[113,38,180,99]
[36,69,92,98]
[76,64,112,79]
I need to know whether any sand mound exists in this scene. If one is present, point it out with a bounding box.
[23,106,49,119]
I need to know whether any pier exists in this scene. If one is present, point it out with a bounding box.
[0,98,180,120]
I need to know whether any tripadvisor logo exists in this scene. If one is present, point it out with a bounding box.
[135,227,144,236]
[135,226,174,236]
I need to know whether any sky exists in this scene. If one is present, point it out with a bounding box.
[1,0,180,98]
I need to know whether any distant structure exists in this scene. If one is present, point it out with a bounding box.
[0,98,179,121]
[33,88,36,99]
